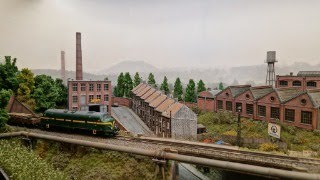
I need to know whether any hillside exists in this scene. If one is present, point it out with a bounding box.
[98,60,159,75]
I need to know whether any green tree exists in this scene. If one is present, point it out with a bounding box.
[219,82,224,90]
[160,76,170,95]
[173,78,183,101]
[116,73,125,97]
[16,68,35,108]
[32,75,59,112]
[197,79,206,93]
[0,89,12,130]
[133,72,141,87]
[123,72,133,97]
[185,79,196,102]
[55,78,68,108]
[147,73,156,87]
[0,56,19,92]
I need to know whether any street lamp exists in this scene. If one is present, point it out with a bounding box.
[237,106,242,147]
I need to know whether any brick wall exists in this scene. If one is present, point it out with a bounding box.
[112,97,132,107]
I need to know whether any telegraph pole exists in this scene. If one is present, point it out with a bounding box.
[237,106,242,147]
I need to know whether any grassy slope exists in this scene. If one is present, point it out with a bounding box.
[198,111,320,154]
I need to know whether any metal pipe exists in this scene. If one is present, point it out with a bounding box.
[1,131,320,180]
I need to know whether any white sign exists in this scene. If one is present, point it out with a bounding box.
[268,123,281,139]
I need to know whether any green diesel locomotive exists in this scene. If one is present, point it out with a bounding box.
[41,109,118,136]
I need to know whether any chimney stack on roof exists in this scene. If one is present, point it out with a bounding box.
[60,51,66,84]
[76,32,83,80]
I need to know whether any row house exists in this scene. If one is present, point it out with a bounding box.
[131,83,197,140]
[210,85,320,130]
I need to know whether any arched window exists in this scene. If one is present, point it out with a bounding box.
[292,81,301,87]
[307,81,317,87]
[279,80,288,86]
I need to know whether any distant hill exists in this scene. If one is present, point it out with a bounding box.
[98,61,159,75]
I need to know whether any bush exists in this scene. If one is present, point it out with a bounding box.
[259,143,278,152]
[286,126,297,135]
[0,109,9,131]
[223,130,237,136]
[292,135,307,145]
[313,129,320,136]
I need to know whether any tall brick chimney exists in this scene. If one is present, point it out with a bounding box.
[76,32,83,80]
[60,51,66,84]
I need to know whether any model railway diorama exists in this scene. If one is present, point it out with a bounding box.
[8,109,119,137]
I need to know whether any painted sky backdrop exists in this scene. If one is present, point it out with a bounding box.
[1,0,320,72]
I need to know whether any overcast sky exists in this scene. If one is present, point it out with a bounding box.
[1,0,320,72]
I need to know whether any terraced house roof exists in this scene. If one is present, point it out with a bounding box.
[141,88,156,100]
[133,84,147,94]
[275,88,304,103]
[149,95,167,108]
[145,90,161,103]
[162,103,184,118]
[155,98,175,112]
[137,86,151,97]
[131,83,143,92]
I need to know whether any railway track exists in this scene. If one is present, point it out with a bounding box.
[115,136,320,173]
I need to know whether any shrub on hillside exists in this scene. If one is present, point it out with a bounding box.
[259,143,278,152]
[222,130,237,136]
[313,129,320,136]
[292,135,307,145]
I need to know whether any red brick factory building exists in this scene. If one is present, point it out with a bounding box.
[198,71,320,130]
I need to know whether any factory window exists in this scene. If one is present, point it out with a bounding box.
[217,100,223,110]
[258,105,266,117]
[89,84,94,91]
[285,109,295,122]
[88,95,94,103]
[104,83,109,91]
[81,83,86,91]
[96,95,101,101]
[72,83,78,91]
[104,94,109,102]
[236,103,242,112]
[301,111,312,125]
[246,104,253,115]
[307,81,317,87]
[292,81,301,87]
[270,107,280,119]
[226,101,233,111]
[279,80,288,86]
[97,84,101,91]
[72,96,78,103]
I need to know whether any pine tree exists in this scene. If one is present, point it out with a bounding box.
[133,72,141,87]
[16,68,35,108]
[123,72,133,97]
[173,78,183,101]
[116,72,125,97]
[147,73,156,87]
[160,76,170,95]
[185,79,196,102]
[218,82,224,90]
[197,79,206,93]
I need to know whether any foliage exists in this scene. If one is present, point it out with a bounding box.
[16,68,36,108]
[133,72,141,87]
[123,72,133,97]
[0,109,9,131]
[313,129,320,136]
[197,79,206,93]
[36,141,159,180]
[173,77,183,101]
[218,82,224,90]
[160,76,170,95]
[0,56,19,92]
[185,79,196,102]
[223,130,237,136]
[147,72,156,87]
[115,72,125,97]
[0,139,67,180]
[0,89,12,109]
[54,78,68,108]
[32,75,60,112]
[259,143,278,152]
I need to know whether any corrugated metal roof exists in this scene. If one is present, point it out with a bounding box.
[229,85,251,97]
[155,98,175,112]
[162,102,184,118]
[145,90,161,103]
[297,71,320,77]
[208,90,221,98]
[275,88,304,102]
[149,95,167,108]
[250,86,274,100]
[141,88,156,100]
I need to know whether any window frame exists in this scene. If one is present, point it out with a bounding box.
[258,105,266,117]
[292,81,302,87]
[226,101,233,111]
[217,100,223,110]
[285,108,295,122]
[270,107,280,119]
[307,81,317,87]
[246,104,253,115]
[279,80,288,86]
[72,83,78,92]
[89,84,94,91]
[301,111,312,125]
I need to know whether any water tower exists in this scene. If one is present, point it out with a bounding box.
[265,51,277,86]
